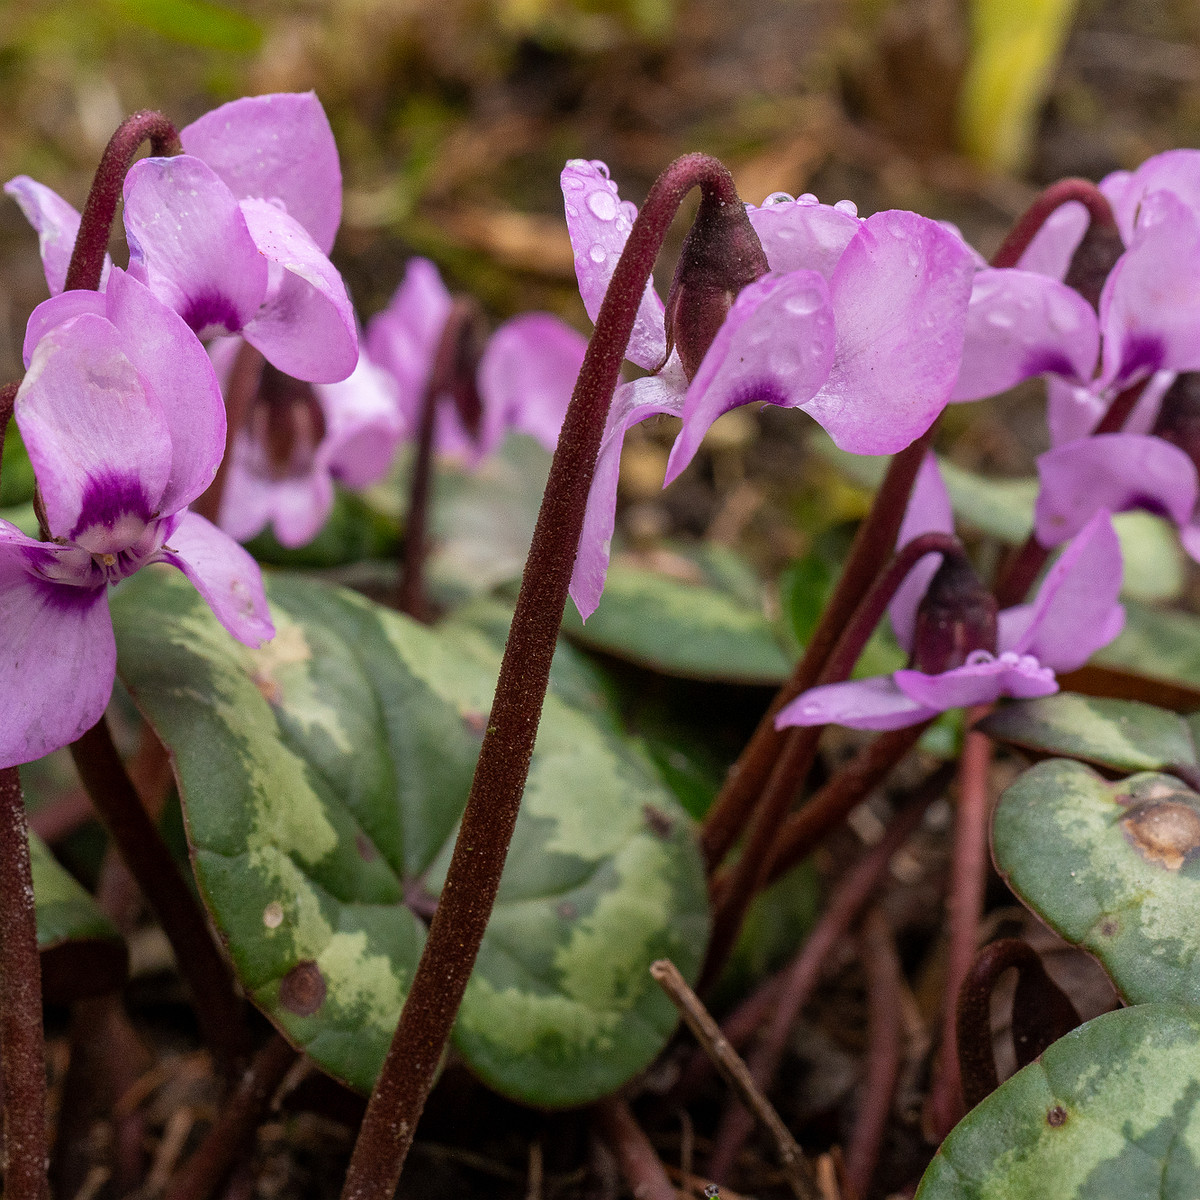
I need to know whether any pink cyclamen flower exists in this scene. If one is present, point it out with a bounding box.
[560,161,977,618]
[366,257,588,465]
[209,336,404,548]
[7,93,357,385]
[952,150,1200,445]
[0,268,274,768]
[775,456,1125,732]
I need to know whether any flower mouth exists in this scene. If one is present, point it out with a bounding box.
[246,365,327,481]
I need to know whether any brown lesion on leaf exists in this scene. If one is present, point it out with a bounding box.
[252,674,283,706]
[1119,798,1200,871]
[279,960,327,1016]
[1047,1105,1068,1127]
[1098,917,1119,937]
[355,832,379,862]
[642,803,673,838]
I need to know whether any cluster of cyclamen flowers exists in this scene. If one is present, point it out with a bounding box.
[4,87,1198,766]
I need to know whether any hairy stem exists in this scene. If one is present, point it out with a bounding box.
[65,110,181,293]
[701,433,934,872]
[0,768,49,1200]
[70,719,249,1073]
[339,153,747,1200]
[988,178,1118,271]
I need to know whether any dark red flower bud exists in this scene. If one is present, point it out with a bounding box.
[662,186,770,379]
[1151,371,1200,470]
[1063,222,1125,312]
[439,297,488,442]
[910,552,998,675]
[250,365,327,480]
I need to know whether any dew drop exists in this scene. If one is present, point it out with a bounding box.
[563,175,584,190]
[589,244,607,263]
[783,289,821,317]
[764,191,794,206]
[587,190,618,221]
[594,161,610,178]
[798,192,820,206]
[986,309,1015,330]
[770,345,802,374]
[263,902,284,929]
[834,199,859,216]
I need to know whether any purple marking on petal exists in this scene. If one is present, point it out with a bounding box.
[181,291,243,337]
[69,472,152,545]
[1022,350,1076,379]
[1118,333,1165,382]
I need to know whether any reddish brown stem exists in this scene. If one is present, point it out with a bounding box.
[989,178,1117,270]
[845,909,903,1200]
[707,782,943,1184]
[64,110,180,293]
[701,432,934,872]
[702,533,964,986]
[925,718,992,1142]
[0,767,49,1200]
[594,1098,677,1200]
[338,153,747,1200]
[70,719,249,1073]
[164,1035,297,1200]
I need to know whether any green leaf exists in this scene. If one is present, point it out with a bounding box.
[1095,601,1200,692]
[111,568,707,1106]
[245,489,399,570]
[1,424,36,509]
[917,1004,1200,1198]
[561,563,793,683]
[979,695,1200,775]
[28,832,127,1002]
[993,761,1200,1005]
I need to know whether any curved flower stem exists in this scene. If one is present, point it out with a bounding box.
[594,1098,677,1200]
[844,908,903,1200]
[69,719,249,1074]
[706,781,942,1185]
[0,767,49,1200]
[701,432,934,873]
[989,178,1118,271]
[925,716,992,1142]
[338,153,746,1200]
[702,532,965,986]
[64,110,180,293]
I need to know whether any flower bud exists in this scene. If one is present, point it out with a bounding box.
[1062,222,1125,312]
[910,553,998,675]
[1151,372,1200,469]
[249,365,327,480]
[662,187,770,379]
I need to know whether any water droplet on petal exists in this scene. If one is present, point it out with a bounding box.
[834,199,859,216]
[589,244,607,263]
[764,191,794,206]
[563,176,584,190]
[784,289,821,317]
[588,190,618,221]
[798,192,820,206]
[986,309,1015,330]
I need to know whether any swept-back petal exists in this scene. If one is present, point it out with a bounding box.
[17,313,170,545]
[775,675,938,732]
[124,155,267,339]
[1102,150,1200,245]
[181,92,342,254]
[561,159,666,371]
[569,367,686,619]
[803,210,975,454]
[1099,191,1200,386]
[663,270,834,483]
[317,354,405,489]
[1009,510,1125,672]
[238,198,357,383]
[894,654,1057,709]
[951,268,1098,402]
[0,527,114,769]
[156,512,274,646]
[889,454,955,653]
[4,176,111,295]
[746,196,860,278]
[1016,200,1090,280]
[479,313,587,455]
[1035,433,1198,547]
[103,269,226,513]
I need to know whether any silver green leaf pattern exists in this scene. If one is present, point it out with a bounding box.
[110,568,708,1106]
[993,761,1200,1006]
[917,1005,1200,1198]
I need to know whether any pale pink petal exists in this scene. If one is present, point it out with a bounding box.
[803,210,975,453]
[1047,376,1107,445]
[3,176,111,295]
[238,199,358,384]
[746,196,860,278]
[181,92,342,254]
[317,353,405,489]
[569,366,686,619]
[1122,369,1177,436]
[156,511,274,646]
[664,270,834,483]
[774,676,938,732]
[894,653,1058,709]
[1016,199,1090,280]
[889,454,955,653]
[124,155,267,338]
[22,290,107,368]
[1103,150,1200,245]
[561,159,666,371]
[479,313,587,455]
[0,527,114,769]
[951,268,1098,402]
[17,314,170,546]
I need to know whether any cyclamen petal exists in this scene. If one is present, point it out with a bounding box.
[746,196,860,278]
[181,92,342,255]
[894,654,1058,711]
[561,159,667,371]
[1015,199,1089,280]
[319,354,406,489]
[1101,150,1200,246]
[3,176,110,296]
[774,676,939,732]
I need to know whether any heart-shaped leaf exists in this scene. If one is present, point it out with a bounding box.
[917,1004,1200,1198]
[1095,600,1200,693]
[28,832,127,1002]
[979,694,1200,775]
[111,568,708,1107]
[993,760,1200,1005]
